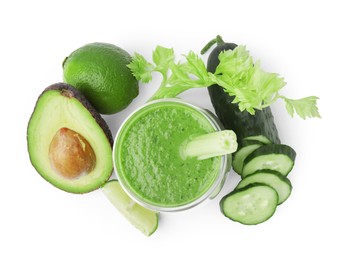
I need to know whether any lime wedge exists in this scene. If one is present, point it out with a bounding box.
[102,180,158,236]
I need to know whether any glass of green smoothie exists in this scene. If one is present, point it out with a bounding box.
[113,99,235,212]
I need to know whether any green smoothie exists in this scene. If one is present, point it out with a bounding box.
[114,100,223,209]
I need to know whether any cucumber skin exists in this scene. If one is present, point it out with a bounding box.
[207,43,280,144]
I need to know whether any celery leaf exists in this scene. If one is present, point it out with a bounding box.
[127,53,154,83]
[152,46,174,77]
[281,96,321,119]
[127,43,320,119]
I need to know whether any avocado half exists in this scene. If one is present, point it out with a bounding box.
[27,83,113,193]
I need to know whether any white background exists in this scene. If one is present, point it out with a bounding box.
[1,0,341,259]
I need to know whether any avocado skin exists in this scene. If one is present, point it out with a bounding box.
[40,82,113,146]
[27,82,114,193]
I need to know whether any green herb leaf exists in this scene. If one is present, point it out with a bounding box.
[127,43,320,119]
[152,46,174,77]
[127,53,154,83]
[215,46,253,77]
[128,46,218,100]
[281,96,321,119]
[211,47,287,113]
[183,51,212,86]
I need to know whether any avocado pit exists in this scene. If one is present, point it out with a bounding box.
[49,127,96,179]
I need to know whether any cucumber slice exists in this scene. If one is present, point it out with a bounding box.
[242,135,272,144]
[235,170,292,204]
[240,139,266,147]
[242,144,296,178]
[232,142,263,174]
[220,183,278,225]
[102,180,158,236]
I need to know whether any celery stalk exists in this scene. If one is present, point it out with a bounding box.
[181,130,238,160]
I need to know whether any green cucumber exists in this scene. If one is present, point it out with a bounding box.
[242,135,272,144]
[232,140,264,174]
[204,36,280,144]
[102,180,158,236]
[236,170,292,204]
[240,139,265,147]
[220,183,278,225]
[242,144,296,178]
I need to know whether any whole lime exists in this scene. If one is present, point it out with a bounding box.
[63,42,139,114]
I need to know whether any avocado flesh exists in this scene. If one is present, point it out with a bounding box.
[27,83,113,193]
